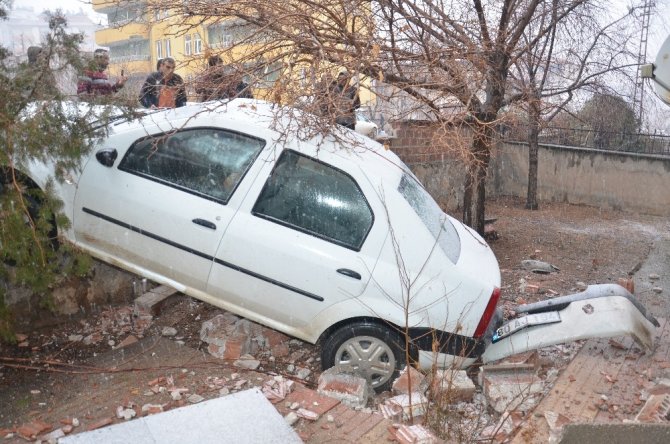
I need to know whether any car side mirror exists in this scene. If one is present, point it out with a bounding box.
[96,148,118,167]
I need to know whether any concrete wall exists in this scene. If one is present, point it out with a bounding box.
[388,122,670,216]
[490,142,670,216]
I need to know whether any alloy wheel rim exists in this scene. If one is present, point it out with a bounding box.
[334,335,396,389]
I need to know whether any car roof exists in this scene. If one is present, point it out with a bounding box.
[111,99,406,185]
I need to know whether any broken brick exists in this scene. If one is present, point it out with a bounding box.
[616,277,635,294]
[317,368,369,408]
[392,366,426,395]
[115,335,138,349]
[17,420,51,440]
[296,408,319,421]
[393,424,437,444]
[261,328,290,348]
[480,364,543,413]
[15,333,28,342]
[635,394,670,423]
[272,342,290,358]
[207,336,251,361]
[430,369,476,403]
[85,417,113,431]
[141,404,164,415]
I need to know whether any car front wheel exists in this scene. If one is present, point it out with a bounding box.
[321,322,406,393]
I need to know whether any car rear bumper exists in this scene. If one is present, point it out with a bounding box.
[481,284,658,364]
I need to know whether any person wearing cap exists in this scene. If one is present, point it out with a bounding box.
[138,57,187,108]
[329,70,360,129]
[77,48,127,97]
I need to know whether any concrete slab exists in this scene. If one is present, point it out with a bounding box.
[511,318,670,443]
[559,423,670,444]
[134,285,180,316]
[59,389,302,444]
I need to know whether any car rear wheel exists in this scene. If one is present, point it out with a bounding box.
[321,322,406,393]
[0,174,58,252]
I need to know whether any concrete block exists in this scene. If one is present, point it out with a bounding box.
[480,364,543,413]
[317,368,369,409]
[386,392,428,420]
[430,369,476,403]
[134,285,179,316]
[60,389,302,444]
[392,366,426,395]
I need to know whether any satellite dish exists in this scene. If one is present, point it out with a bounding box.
[653,35,670,105]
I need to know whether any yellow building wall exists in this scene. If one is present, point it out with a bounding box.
[92,2,375,106]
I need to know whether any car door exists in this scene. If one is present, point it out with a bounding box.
[207,147,388,334]
[73,127,267,290]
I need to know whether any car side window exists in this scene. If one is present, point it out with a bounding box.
[252,150,373,250]
[119,128,265,203]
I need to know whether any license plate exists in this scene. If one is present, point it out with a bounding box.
[492,311,561,342]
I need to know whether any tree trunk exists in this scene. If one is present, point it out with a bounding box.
[462,118,493,236]
[526,111,540,210]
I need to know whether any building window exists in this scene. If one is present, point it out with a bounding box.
[165,39,172,57]
[156,40,163,59]
[184,34,192,56]
[194,33,202,54]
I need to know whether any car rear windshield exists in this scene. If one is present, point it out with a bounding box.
[398,173,461,263]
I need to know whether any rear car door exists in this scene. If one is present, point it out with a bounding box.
[207,147,388,334]
[73,128,266,290]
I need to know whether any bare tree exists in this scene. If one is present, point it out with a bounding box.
[507,2,641,209]
[121,0,626,234]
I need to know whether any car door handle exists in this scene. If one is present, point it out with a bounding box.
[192,218,216,230]
[337,268,361,280]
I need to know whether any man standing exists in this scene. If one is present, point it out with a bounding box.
[197,55,253,101]
[330,71,360,129]
[77,48,127,97]
[138,57,187,108]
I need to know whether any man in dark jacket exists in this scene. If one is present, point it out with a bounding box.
[197,55,253,101]
[139,57,187,108]
[330,71,360,129]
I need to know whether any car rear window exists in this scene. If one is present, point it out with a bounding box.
[398,173,461,263]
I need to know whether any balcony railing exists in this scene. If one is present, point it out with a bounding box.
[110,54,151,63]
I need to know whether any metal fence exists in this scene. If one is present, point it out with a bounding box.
[503,126,670,156]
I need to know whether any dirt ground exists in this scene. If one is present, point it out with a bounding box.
[0,196,667,442]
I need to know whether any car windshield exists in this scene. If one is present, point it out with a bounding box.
[398,172,461,263]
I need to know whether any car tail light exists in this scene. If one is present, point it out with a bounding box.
[473,287,501,339]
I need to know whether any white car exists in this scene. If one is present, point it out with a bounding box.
[9,100,658,391]
[354,111,378,139]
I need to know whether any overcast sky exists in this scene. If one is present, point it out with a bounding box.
[10,0,669,56]
[12,0,105,22]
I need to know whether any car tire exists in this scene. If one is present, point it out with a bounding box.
[321,322,406,393]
